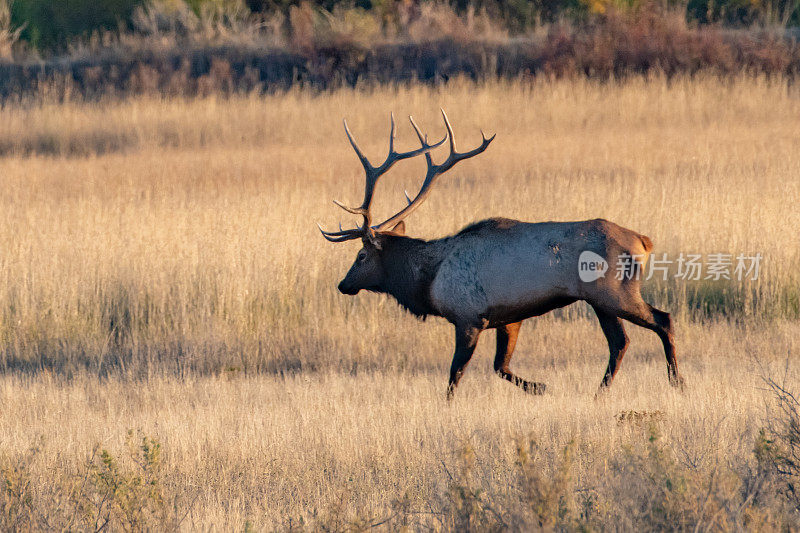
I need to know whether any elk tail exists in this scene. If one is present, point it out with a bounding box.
[627,234,653,279]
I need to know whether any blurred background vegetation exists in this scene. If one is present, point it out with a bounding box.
[0,0,798,98]
[3,0,799,56]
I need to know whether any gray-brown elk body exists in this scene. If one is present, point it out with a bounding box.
[321,111,684,399]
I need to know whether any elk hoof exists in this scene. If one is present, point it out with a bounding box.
[594,385,610,401]
[525,382,547,395]
[669,374,686,391]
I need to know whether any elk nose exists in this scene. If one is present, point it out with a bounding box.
[338,281,358,295]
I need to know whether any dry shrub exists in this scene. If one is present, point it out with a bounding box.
[289,2,318,53]
[196,57,235,94]
[128,63,163,94]
[4,415,798,530]
[0,432,192,531]
[0,0,22,61]
[320,7,383,48]
[419,425,800,531]
[133,0,201,38]
[760,376,800,511]
[128,0,279,51]
[405,3,508,43]
[511,438,577,529]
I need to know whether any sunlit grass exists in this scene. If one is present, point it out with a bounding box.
[1,76,799,373]
[0,75,799,528]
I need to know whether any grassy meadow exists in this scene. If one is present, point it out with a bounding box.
[1,76,800,529]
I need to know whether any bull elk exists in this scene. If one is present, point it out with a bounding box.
[320,110,684,399]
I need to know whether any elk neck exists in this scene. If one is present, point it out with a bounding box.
[373,234,452,319]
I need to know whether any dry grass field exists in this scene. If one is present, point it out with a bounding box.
[1,76,800,530]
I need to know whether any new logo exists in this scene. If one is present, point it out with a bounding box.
[578,251,608,282]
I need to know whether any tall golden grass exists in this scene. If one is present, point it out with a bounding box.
[0,75,799,529]
[0,75,798,374]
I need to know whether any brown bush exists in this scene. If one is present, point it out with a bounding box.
[0,3,798,100]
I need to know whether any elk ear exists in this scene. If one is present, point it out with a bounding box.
[390,221,406,235]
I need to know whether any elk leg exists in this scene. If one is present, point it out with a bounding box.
[592,307,629,390]
[494,322,546,395]
[446,325,482,400]
[617,302,685,390]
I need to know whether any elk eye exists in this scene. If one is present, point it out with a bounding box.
[357,253,366,262]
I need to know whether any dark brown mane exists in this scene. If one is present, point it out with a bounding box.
[372,235,443,320]
[457,217,520,235]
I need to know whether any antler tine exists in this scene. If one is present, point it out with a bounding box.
[317,223,364,243]
[373,115,446,174]
[332,199,364,215]
[388,112,396,154]
[408,116,435,167]
[343,119,373,176]
[435,108,496,175]
[441,108,457,154]
[339,119,374,221]
[331,113,448,238]
[373,110,495,232]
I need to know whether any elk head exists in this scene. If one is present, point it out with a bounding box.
[319,110,495,295]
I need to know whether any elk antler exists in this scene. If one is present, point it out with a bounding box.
[319,110,494,243]
[372,109,495,232]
